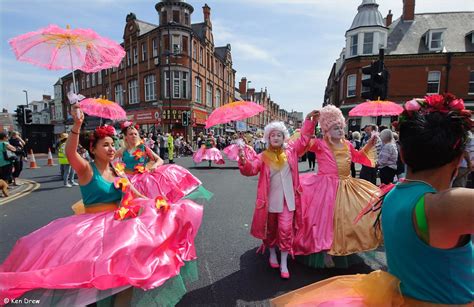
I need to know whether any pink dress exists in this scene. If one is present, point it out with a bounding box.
[293,139,382,256]
[223,143,257,161]
[122,144,202,202]
[192,140,225,165]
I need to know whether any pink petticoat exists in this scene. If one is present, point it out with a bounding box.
[128,164,202,202]
[0,198,203,302]
[193,147,225,165]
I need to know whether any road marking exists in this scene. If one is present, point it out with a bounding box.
[0,179,40,206]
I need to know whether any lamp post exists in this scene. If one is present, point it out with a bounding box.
[22,90,28,107]
[246,80,251,132]
[166,21,178,134]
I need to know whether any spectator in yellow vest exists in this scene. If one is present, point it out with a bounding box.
[58,133,78,188]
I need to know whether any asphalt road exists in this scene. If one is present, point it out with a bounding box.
[0,156,386,306]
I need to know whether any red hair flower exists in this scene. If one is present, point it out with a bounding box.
[449,99,464,111]
[424,94,445,110]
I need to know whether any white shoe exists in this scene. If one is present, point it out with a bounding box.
[71,182,79,186]
[65,184,72,188]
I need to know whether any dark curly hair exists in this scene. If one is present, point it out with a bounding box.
[399,111,469,173]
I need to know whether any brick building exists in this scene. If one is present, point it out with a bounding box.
[324,0,474,132]
[238,77,291,132]
[60,0,235,142]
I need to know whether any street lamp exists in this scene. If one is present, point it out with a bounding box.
[166,21,178,133]
[22,90,28,107]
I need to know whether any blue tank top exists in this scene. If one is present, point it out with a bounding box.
[382,181,473,304]
[79,163,123,206]
[122,144,148,170]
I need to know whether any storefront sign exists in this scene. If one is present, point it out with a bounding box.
[127,108,162,124]
[192,109,208,125]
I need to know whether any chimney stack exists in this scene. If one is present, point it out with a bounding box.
[386,10,393,27]
[203,4,211,24]
[239,77,247,96]
[402,0,415,22]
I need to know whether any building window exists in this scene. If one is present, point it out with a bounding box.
[206,83,213,107]
[195,78,202,103]
[182,36,188,54]
[91,73,96,87]
[172,35,181,54]
[127,49,131,66]
[184,13,189,25]
[346,74,356,97]
[144,74,156,101]
[165,71,188,99]
[363,32,373,54]
[361,73,370,94]
[193,41,197,60]
[86,75,90,88]
[173,71,180,98]
[199,47,203,64]
[152,38,158,57]
[115,84,124,106]
[215,89,221,107]
[427,71,441,94]
[128,79,138,104]
[182,72,188,99]
[161,11,167,24]
[98,72,102,85]
[106,86,110,100]
[133,47,138,64]
[429,31,443,51]
[469,71,474,94]
[81,78,85,90]
[141,43,147,61]
[173,10,180,23]
[350,34,358,56]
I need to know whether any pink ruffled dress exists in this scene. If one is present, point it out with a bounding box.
[122,144,202,202]
[0,162,203,305]
[192,139,225,165]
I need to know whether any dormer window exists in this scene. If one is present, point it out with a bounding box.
[466,31,474,44]
[424,29,445,51]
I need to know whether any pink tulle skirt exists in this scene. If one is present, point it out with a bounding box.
[193,147,225,165]
[128,164,202,202]
[223,144,258,161]
[0,198,203,302]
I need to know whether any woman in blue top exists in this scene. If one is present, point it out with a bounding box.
[0,105,204,306]
[116,121,202,202]
[270,94,473,306]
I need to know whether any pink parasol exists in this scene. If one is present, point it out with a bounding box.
[79,97,127,120]
[9,24,125,94]
[205,101,265,129]
[349,100,403,117]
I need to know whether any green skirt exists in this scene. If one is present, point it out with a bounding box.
[97,260,198,307]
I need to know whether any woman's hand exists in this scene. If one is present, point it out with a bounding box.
[306,110,320,122]
[71,104,84,125]
[238,148,246,164]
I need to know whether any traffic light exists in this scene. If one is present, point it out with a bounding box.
[182,111,189,127]
[15,106,24,125]
[24,108,33,125]
[361,60,389,100]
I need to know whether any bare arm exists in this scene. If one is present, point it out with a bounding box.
[65,105,90,178]
[145,146,163,170]
[427,188,474,248]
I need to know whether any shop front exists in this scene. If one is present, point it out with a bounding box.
[126,108,162,134]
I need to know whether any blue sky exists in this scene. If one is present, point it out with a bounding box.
[1,0,473,115]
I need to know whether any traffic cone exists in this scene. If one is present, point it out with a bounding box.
[29,149,40,169]
[47,148,56,166]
